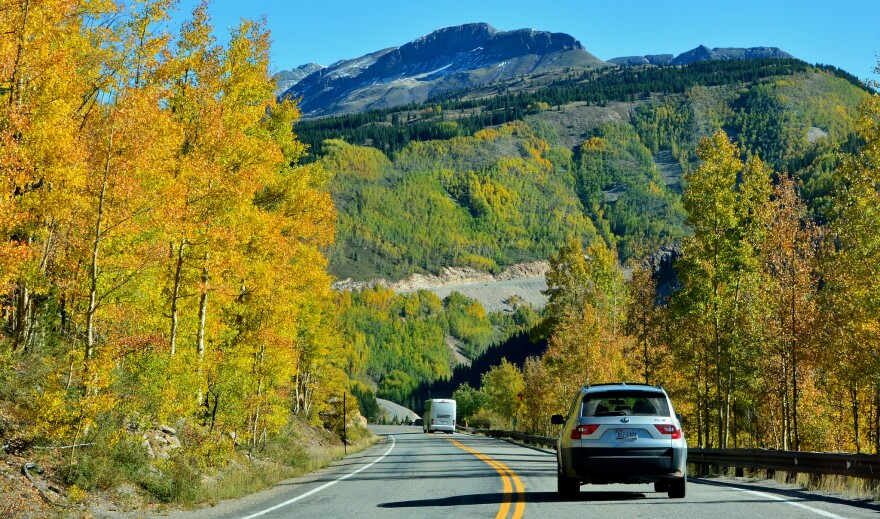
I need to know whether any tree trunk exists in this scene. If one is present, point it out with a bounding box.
[782,352,790,450]
[8,0,30,109]
[790,285,801,451]
[87,127,113,361]
[11,284,31,352]
[874,386,880,454]
[733,401,738,448]
[169,240,186,355]
[197,256,208,359]
[852,385,860,453]
[723,366,732,449]
[250,342,265,448]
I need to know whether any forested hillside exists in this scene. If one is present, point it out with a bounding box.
[312,61,868,281]
[323,52,880,457]
[339,287,539,410]
[434,86,880,454]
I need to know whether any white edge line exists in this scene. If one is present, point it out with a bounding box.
[737,488,848,519]
[240,435,396,519]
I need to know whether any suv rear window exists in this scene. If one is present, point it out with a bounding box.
[580,390,670,417]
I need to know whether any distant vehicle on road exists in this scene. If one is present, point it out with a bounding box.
[551,383,687,498]
[414,418,423,426]
[423,398,456,434]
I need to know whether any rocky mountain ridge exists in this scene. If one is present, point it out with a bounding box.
[609,45,794,66]
[278,23,605,118]
[274,63,324,95]
[275,23,798,118]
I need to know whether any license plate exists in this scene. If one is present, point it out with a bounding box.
[617,429,638,440]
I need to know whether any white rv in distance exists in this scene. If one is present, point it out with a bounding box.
[423,398,456,434]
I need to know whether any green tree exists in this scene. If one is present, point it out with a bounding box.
[481,359,524,428]
[759,175,820,450]
[626,259,668,385]
[452,383,488,425]
[670,131,771,448]
[821,77,880,453]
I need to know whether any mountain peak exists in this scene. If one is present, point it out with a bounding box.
[413,22,498,43]
[283,23,604,118]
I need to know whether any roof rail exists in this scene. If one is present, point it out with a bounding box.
[585,382,665,389]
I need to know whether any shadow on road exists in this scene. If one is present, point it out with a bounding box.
[378,490,649,508]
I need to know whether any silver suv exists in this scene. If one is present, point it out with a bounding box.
[551,383,687,498]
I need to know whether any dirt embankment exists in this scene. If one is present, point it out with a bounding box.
[332,261,549,293]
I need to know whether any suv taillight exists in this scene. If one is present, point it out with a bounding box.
[570,424,599,439]
[653,424,682,439]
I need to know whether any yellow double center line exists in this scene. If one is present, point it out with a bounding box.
[448,438,525,519]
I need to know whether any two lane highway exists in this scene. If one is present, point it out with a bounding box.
[222,426,526,519]
[185,426,880,518]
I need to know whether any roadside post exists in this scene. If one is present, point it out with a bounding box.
[343,392,347,455]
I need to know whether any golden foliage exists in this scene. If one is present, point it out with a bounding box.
[0,0,341,460]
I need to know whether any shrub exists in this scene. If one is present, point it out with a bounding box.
[141,453,201,503]
[470,409,493,429]
[261,436,310,468]
[61,436,150,491]
[61,453,120,491]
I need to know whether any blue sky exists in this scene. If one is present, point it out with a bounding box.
[176,0,880,83]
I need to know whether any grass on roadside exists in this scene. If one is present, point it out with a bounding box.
[197,434,379,505]
[700,466,880,502]
[47,420,379,512]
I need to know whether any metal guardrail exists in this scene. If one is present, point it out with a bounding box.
[687,448,880,479]
[457,426,556,448]
[457,426,880,479]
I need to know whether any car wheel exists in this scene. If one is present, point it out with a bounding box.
[557,465,579,497]
[668,474,686,499]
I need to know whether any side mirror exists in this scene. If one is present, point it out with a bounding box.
[551,414,565,425]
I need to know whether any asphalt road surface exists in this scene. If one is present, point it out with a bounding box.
[172,426,880,519]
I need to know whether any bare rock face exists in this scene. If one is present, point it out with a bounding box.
[141,425,182,459]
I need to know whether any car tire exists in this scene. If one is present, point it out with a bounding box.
[668,475,686,499]
[557,465,579,498]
